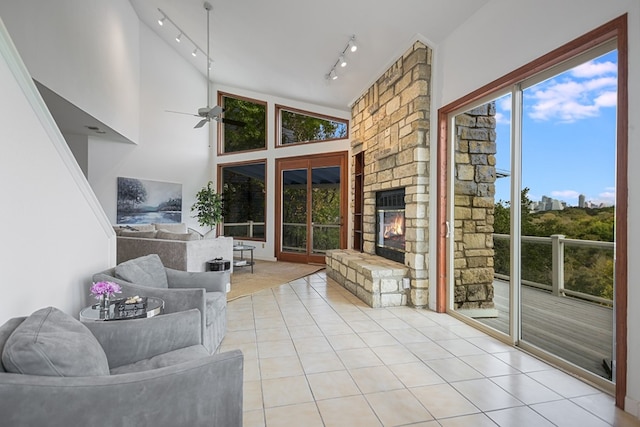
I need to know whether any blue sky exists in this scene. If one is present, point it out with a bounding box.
[493,50,617,207]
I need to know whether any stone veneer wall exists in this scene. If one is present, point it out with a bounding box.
[350,42,431,307]
[453,103,496,314]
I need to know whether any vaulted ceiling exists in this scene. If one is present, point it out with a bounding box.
[130,0,489,111]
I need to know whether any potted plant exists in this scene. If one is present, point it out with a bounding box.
[191,181,224,238]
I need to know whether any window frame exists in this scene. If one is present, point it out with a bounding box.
[218,159,268,242]
[275,104,349,148]
[217,91,268,156]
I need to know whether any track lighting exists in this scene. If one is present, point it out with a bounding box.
[157,8,208,63]
[325,35,358,82]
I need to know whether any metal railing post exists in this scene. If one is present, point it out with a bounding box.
[551,234,565,296]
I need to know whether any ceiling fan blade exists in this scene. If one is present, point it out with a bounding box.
[194,118,208,129]
[166,110,199,117]
[221,118,246,127]
[208,105,223,117]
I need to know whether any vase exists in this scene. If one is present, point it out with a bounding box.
[99,294,110,311]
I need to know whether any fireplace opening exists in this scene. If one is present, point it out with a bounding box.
[376,188,406,263]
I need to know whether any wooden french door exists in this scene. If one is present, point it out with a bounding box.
[275,152,348,264]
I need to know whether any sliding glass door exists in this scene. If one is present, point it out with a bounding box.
[446,42,618,387]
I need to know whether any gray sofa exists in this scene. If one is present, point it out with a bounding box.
[115,223,234,272]
[0,306,243,426]
[94,254,229,353]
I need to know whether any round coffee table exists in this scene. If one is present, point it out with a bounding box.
[80,296,164,321]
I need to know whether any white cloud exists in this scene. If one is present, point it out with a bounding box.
[551,190,580,199]
[494,111,510,125]
[526,59,617,123]
[571,60,617,78]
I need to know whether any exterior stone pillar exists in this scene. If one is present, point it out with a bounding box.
[453,103,497,316]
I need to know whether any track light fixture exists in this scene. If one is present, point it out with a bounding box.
[157,8,208,64]
[348,36,358,52]
[325,35,358,81]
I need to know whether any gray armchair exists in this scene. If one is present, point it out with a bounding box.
[0,306,243,426]
[93,254,229,353]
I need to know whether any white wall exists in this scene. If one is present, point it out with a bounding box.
[435,0,640,416]
[212,84,351,261]
[88,23,210,229]
[0,19,114,324]
[0,0,140,142]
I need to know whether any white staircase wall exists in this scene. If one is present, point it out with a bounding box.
[0,17,115,323]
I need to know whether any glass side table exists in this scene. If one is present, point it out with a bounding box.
[80,296,164,321]
[233,244,255,273]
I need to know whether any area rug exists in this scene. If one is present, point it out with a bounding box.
[227,260,325,301]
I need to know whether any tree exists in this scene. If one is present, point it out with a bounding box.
[117,178,147,212]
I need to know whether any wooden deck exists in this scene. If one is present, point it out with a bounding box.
[475,279,613,379]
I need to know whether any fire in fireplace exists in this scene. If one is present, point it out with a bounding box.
[376,188,406,263]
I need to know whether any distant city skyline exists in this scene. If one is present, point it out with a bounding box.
[492,49,617,208]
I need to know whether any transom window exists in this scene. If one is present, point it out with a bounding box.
[276,105,348,147]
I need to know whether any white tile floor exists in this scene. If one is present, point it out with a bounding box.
[218,271,640,427]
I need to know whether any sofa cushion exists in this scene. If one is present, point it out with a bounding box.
[120,230,157,239]
[110,345,209,375]
[115,254,169,288]
[156,230,200,241]
[1,307,110,377]
[153,223,188,233]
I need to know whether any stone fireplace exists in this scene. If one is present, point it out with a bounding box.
[327,41,432,308]
[326,40,495,312]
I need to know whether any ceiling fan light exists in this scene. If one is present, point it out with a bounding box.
[175,33,182,43]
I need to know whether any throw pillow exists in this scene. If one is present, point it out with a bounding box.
[120,230,157,239]
[115,254,169,288]
[155,230,200,241]
[2,307,110,377]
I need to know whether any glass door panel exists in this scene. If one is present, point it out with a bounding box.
[519,50,616,380]
[450,94,512,337]
[311,166,341,255]
[282,168,308,255]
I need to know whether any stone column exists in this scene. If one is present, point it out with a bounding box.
[453,103,497,316]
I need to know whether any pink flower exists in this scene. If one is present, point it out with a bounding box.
[90,281,122,300]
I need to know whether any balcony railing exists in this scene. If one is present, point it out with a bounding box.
[223,221,265,238]
[493,234,614,306]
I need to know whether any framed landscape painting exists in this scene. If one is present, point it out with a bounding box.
[117,177,182,224]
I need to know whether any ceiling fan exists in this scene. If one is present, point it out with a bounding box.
[166,2,244,129]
